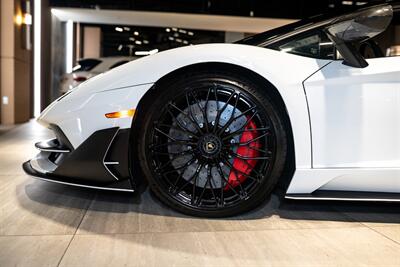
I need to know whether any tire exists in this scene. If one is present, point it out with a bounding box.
[136,69,288,217]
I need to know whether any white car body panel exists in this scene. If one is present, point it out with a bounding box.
[60,57,134,94]
[39,83,153,148]
[40,43,332,170]
[285,56,400,194]
[305,56,400,168]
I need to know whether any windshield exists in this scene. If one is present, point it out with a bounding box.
[236,2,378,46]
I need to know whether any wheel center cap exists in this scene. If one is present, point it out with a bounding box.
[199,134,222,158]
[205,141,217,153]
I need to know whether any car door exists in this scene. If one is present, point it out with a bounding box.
[305,56,400,168]
[303,4,400,192]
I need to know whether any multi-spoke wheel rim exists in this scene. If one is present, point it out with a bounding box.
[149,82,276,210]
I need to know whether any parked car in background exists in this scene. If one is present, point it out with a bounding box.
[60,57,136,94]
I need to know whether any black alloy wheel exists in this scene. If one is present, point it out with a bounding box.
[137,70,288,217]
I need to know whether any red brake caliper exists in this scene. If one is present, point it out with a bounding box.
[225,119,260,190]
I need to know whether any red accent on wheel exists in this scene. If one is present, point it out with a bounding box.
[225,119,260,190]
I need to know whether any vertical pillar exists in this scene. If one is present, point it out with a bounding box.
[0,0,33,124]
[83,26,101,58]
[0,0,16,124]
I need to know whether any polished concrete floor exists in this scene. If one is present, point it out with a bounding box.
[0,121,400,267]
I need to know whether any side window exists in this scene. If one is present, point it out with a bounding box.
[109,60,129,70]
[269,30,335,60]
[72,59,102,73]
[359,9,400,58]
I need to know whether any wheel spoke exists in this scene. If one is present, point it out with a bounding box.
[222,127,270,141]
[223,160,248,198]
[162,157,196,175]
[154,127,178,141]
[169,102,203,134]
[150,140,196,150]
[213,91,236,133]
[152,148,194,156]
[175,163,204,195]
[230,131,269,147]
[157,123,198,137]
[206,166,218,207]
[218,105,256,135]
[185,93,204,135]
[222,158,261,183]
[165,106,199,137]
[155,152,194,173]
[189,90,210,132]
[229,151,271,160]
[215,160,240,200]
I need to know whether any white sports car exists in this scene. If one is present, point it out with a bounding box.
[24,2,400,217]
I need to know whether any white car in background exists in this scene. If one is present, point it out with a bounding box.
[60,57,135,94]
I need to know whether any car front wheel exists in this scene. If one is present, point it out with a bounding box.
[137,70,288,217]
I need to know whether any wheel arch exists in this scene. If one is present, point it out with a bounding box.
[129,62,295,191]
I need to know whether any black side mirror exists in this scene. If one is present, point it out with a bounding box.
[325,4,393,68]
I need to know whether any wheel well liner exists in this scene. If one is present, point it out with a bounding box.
[129,62,295,192]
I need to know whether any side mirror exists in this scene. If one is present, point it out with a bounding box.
[325,4,393,68]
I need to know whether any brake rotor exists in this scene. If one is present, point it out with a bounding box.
[168,100,246,188]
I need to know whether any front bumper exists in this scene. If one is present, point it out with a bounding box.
[23,125,134,192]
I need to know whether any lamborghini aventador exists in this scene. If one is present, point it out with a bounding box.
[23,2,400,217]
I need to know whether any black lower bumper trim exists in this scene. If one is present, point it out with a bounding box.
[23,161,134,192]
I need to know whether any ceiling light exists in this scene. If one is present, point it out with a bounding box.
[129,37,135,41]
[123,27,130,31]
[143,40,149,44]
[179,29,187,34]
[172,27,178,31]
[24,13,32,25]
[15,14,23,25]
[134,31,139,36]
[165,28,171,32]
[341,1,353,5]
[135,40,142,45]
[135,49,159,56]
[118,44,123,51]
[188,31,194,36]
[115,27,123,32]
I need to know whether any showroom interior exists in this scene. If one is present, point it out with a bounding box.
[1,0,400,266]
